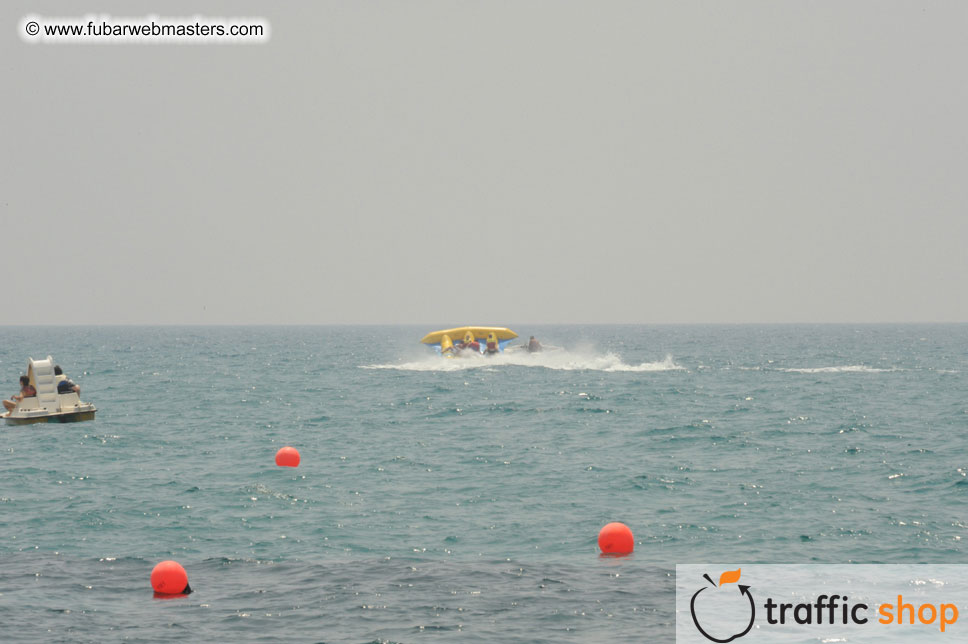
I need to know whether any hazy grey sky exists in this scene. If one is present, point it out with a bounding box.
[4,1,966,324]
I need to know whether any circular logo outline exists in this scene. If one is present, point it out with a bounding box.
[689,584,756,643]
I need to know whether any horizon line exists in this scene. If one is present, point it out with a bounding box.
[1,321,966,327]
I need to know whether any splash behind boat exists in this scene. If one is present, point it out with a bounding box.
[421,327,518,357]
[3,356,96,425]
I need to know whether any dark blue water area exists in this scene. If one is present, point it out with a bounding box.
[0,553,669,643]
[0,324,966,642]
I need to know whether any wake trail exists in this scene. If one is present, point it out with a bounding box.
[361,351,684,373]
[777,365,901,374]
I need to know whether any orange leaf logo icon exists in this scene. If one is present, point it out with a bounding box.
[719,568,741,586]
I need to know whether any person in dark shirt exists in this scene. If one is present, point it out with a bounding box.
[54,365,81,394]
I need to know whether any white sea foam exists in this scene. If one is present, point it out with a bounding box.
[362,351,684,373]
[778,365,900,374]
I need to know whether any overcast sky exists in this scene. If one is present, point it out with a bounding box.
[3,1,966,324]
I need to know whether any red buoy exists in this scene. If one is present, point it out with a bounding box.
[150,560,191,594]
[275,446,300,467]
[598,522,634,555]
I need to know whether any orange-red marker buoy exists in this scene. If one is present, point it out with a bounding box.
[275,446,300,467]
[150,560,192,595]
[598,522,634,555]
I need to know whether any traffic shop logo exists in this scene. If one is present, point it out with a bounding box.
[685,566,961,640]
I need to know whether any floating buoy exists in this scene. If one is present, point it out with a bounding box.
[275,446,300,467]
[598,522,634,555]
[150,560,192,594]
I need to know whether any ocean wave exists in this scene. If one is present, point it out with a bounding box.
[361,352,684,373]
[778,365,900,374]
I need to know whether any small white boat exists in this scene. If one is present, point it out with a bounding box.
[2,356,96,425]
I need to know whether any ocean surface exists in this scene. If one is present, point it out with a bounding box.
[0,324,965,643]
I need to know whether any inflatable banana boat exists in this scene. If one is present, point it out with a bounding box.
[421,327,518,357]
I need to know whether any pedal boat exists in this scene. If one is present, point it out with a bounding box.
[2,356,96,425]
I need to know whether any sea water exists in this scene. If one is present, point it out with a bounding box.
[0,325,965,642]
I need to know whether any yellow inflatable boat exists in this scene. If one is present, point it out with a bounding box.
[421,327,518,356]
